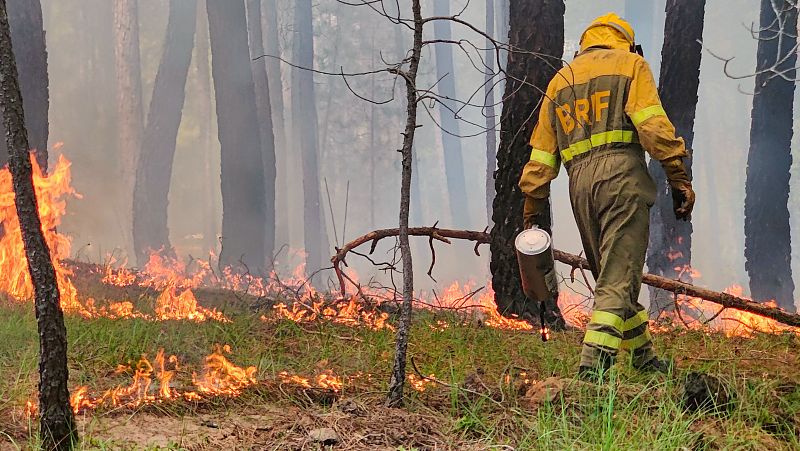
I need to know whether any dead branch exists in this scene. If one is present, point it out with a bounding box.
[331,227,800,329]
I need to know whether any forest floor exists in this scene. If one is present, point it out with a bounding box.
[1,279,799,450]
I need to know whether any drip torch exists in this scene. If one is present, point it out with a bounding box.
[515,227,556,342]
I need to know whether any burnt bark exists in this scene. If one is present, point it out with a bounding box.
[386,0,422,409]
[207,0,268,271]
[0,0,48,170]
[292,0,330,279]
[744,0,797,312]
[0,2,77,449]
[646,0,705,313]
[132,0,197,266]
[432,0,471,228]
[114,0,144,255]
[490,0,565,329]
[246,0,276,267]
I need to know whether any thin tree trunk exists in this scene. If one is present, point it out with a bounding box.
[246,0,276,266]
[207,0,268,271]
[292,0,330,279]
[432,0,470,228]
[745,0,797,312]
[262,0,289,248]
[195,0,217,253]
[0,2,76,448]
[646,0,705,313]
[113,0,143,258]
[386,0,422,409]
[485,0,497,226]
[496,0,509,98]
[0,0,48,170]
[490,0,565,328]
[131,0,197,266]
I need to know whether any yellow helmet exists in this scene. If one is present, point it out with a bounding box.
[581,13,635,46]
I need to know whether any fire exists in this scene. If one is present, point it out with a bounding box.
[271,295,392,331]
[101,256,136,287]
[191,344,257,396]
[407,373,435,392]
[0,154,85,313]
[154,285,228,322]
[277,369,344,392]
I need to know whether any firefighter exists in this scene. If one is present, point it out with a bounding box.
[518,13,695,378]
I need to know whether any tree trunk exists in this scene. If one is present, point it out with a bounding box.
[432,0,471,228]
[646,0,705,313]
[0,0,48,170]
[262,0,289,248]
[113,0,143,257]
[292,0,330,279]
[496,0,509,96]
[386,0,422,409]
[246,0,276,266]
[195,0,217,253]
[490,0,565,329]
[485,0,497,226]
[0,2,77,449]
[207,0,268,271]
[131,0,197,266]
[744,0,797,312]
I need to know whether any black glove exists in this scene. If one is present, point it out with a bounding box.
[661,157,695,221]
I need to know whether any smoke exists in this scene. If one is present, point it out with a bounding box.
[38,0,798,309]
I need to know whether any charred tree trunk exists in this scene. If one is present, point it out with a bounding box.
[262,0,289,248]
[207,0,268,271]
[0,2,77,449]
[386,0,423,409]
[646,0,705,313]
[485,0,497,226]
[292,0,330,279]
[432,0,471,228]
[132,0,197,266]
[490,0,565,328]
[745,0,797,312]
[0,0,48,170]
[114,0,143,256]
[246,0,276,267]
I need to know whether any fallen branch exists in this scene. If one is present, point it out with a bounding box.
[331,227,800,329]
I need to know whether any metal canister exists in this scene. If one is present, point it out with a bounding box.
[515,227,555,302]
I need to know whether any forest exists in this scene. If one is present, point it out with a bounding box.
[0,0,799,449]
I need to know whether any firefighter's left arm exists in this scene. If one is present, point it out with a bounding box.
[625,57,688,162]
[519,87,560,228]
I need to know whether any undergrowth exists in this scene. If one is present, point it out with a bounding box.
[0,302,798,450]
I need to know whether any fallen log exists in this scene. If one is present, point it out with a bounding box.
[331,227,800,329]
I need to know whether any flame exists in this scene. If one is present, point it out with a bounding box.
[407,373,435,392]
[154,285,228,322]
[277,369,344,392]
[101,256,136,287]
[191,344,257,396]
[0,154,85,313]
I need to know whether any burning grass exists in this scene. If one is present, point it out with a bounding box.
[1,300,799,449]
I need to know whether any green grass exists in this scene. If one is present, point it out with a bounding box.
[1,303,798,450]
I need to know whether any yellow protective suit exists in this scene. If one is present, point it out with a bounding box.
[519,14,693,369]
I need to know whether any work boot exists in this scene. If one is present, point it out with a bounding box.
[635,357,673,375]
[577,352,613,382]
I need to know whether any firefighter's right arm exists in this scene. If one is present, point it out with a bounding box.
[626,57,695,220]
[519,84,560,228]
[624,57,688,162]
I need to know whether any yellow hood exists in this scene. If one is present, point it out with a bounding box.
[580,25,633,52]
